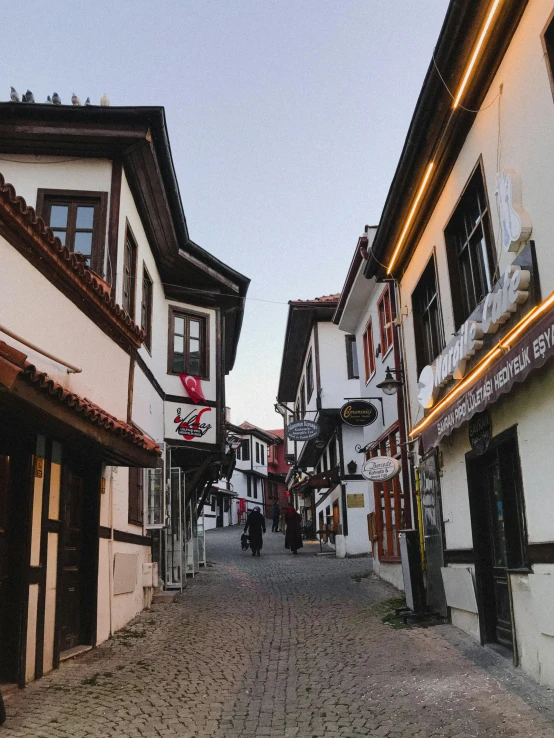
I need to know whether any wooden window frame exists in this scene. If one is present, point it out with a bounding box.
[255,442,260,465]
[299,380,306,418]
[122,223,138,320]
[362,318,376,384]
[36,188,108,276]
[141,263,154,354]
[443,160,496,330]
[377,284,395,359]
[240,438,250,461]
[260,444,265,466]
[128,467,144,527]
[167,306,210,379]
[345,335,359,379]
[306,351,314,402]
[367,424,403,561]
[247,476,252,497]
[411,252,445,374]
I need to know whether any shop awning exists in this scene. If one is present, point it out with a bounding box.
[413,294,554,449]
[0,339,161,467]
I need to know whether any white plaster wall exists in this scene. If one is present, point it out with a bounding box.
[109,542,151,635]
[132,363,164,442]
[0,235,129,420]
[318,322,359,409]
[343,480,371,557]
[373,560,404,592]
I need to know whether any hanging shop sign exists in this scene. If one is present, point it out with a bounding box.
[340,400,378,427]
[286,419,320,441]
[468,411,492,456]
[164,400,216,444]
[418,297,554,449]
[361,456,401,482]
[417,242,540,410]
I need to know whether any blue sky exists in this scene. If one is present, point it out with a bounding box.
[4,0,449,428]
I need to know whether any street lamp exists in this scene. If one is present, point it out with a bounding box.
[376,367,403,396]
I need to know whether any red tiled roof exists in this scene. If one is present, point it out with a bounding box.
[291,293,340,304]
[0,173,145,344]
[0,340,160,456]
[266,428,284,438]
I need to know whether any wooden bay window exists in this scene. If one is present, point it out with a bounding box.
[168,308,209,378]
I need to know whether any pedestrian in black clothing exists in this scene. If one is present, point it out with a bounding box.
[244,506,266,556]
[285,505,303,554]
[271,501,281,532]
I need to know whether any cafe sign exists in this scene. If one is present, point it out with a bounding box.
[286,419,320,441]
[419,298,554,449]
[340,400,378,427]
[361,456,401,482]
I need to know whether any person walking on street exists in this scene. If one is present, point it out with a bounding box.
[271,501,281,532]
[244,506,266,556]
[284,505,303,554]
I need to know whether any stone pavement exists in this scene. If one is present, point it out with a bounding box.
[3,527,554,738]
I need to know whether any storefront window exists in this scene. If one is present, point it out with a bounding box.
[145,468,164,528]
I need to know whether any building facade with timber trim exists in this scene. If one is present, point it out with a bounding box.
[0,102,248,689]
[364,0,554,687]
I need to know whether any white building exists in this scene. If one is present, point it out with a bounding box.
[277,295,369,556]
[363,0,554,688]
[334,228,413,590]
[0,102,248,689]
[230,423,278,524]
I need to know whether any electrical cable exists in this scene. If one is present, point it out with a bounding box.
[431,52,501,113]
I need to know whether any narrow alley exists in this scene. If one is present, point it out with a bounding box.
[2,528,554,738]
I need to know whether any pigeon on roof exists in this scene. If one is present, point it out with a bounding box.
[52,92,61,105]
[71,93,81,106]
[22,90,35,103]
[100,93,110,106]
[45,95,53,104]
[10,86,19,102]
[85,97,91,106]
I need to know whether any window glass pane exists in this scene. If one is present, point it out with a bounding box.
[190,320,200,339]
[189,338,200,358]
[52,230,66,245]
[351,343,359,377]
[173,353,185,373]
[189,356,200,375]
[74,231,93,257]
[50,205,69,228]
[174,317,185,336]
[76,206,95,229]
[174,335,184,354]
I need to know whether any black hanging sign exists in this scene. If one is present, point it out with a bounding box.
[468,411,492,456]
[340,400,378,427]
[286,419,320,441]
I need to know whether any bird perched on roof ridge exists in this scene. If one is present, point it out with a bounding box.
[52,92,61,105]
[71,93,81,106]
[100,93,110,107]
[85,96,91,106]
[10,86,20,102]
[22,89,35,103]
[45,95,53,104]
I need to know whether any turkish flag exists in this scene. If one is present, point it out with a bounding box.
[179,374,206,404]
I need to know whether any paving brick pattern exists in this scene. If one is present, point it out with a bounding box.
[3,527,554,737]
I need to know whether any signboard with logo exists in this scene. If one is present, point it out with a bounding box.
[164,401,216,444]
[419,298,554,448]
[468,411,492,455]
[417,242,539,410]
[286,419,320,441]
[361,456,401,482]
[340,400,378,427]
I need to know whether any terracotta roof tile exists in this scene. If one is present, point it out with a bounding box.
[0,173,145,343]
[0,340,160,456]
[292,293,340,304]
[266,428,284,438]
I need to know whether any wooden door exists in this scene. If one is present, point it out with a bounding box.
[59,466,84,653]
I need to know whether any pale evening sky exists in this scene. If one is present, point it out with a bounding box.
[4,0,449,429]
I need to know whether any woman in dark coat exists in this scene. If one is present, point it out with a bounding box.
[244,506,266,556]
[284,505,303,554]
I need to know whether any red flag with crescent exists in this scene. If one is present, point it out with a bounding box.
[179,374,205,404]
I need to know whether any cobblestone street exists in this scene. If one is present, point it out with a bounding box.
[3,527,554,737]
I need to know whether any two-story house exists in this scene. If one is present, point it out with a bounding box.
[277,295,368,555]
[362,0,554,687]
[231,423,278,524]
[334,228,413,589]
[0,101,248,688]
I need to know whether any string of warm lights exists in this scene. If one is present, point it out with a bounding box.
[409,288,554,437]
[386,0,504,277]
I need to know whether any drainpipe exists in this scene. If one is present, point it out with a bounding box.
[108,466,114,637]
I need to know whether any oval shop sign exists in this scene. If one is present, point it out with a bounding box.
[361,456,401,482]
[340,400,378,427]
[286,419,320,442]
